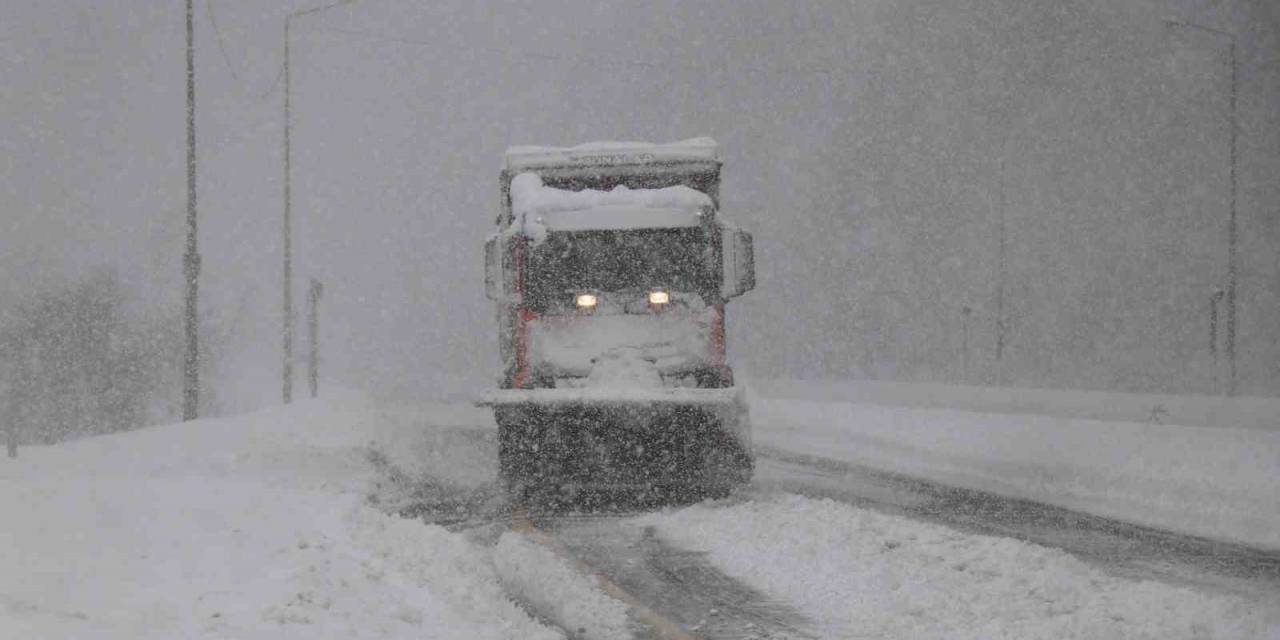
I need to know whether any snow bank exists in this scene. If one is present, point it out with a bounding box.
[642,495,1279,639]
[493,531,634,640]
[750,391,1280,550]
[371,401,498,490]
[346,510,557,640]
[0,395,557,639]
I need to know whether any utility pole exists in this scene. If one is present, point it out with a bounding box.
[183,0,201,420]
[282,14,294,405]
[995,153,1007,385]
[2,357,12,458]
[1164,18,1238,396]
[283,0,353,405]
[307,278,323,398]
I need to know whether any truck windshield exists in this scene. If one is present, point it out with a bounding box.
[525,227,714,310]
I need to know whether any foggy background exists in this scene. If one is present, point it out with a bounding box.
[3,0,1277,421]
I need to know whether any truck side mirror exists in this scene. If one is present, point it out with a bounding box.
[484,235,501,300]
[721,228,755,299]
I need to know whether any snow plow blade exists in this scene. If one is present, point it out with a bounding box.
[478,387,753,506]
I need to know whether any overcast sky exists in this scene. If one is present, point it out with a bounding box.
[3,0,1277,411]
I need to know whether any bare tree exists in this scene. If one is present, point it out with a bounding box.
[0,270,223,445]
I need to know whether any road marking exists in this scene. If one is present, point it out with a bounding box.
[510,512,700,640]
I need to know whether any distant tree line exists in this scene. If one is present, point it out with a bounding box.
[0,269,219,445]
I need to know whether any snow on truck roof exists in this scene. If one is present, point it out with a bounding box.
[504,137,718,172]
[538,206,702,232]
[510,172,709,234]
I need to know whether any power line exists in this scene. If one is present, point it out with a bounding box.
[257,62,286,101]
[205,0,240,82]
[206,0,293,104]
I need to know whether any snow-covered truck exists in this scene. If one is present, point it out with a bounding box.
[479,138,756,503]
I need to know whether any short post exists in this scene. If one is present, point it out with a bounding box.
[5,387,15,457]
[307,278,323,398]
[2,374,13,458]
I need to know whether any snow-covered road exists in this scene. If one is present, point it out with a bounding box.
[3,390,1277,638]
[477,450,1280,639]
[631,493,1275,639]
[755,448,1280,600]
[375,399,1280,638]
[750,388,1280,551]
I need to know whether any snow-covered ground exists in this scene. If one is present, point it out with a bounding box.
[757,378,1280,430]
[0,392,556,639]
[748,380,1280,550]
[2,383,1277,639]
[638,494,1278,639]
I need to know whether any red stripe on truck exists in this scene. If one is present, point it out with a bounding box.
[709,303,731,382]
[511,237,536,389]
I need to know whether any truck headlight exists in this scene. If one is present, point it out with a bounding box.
[576,293,598,309]
[648,290,670,305]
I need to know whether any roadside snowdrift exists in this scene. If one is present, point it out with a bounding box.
[0,394,555,640]
[749,382,1280,550]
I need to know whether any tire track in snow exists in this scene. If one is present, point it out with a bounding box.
[366,429,815,638]
[372,468,818,637]
[527,513,818,639]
